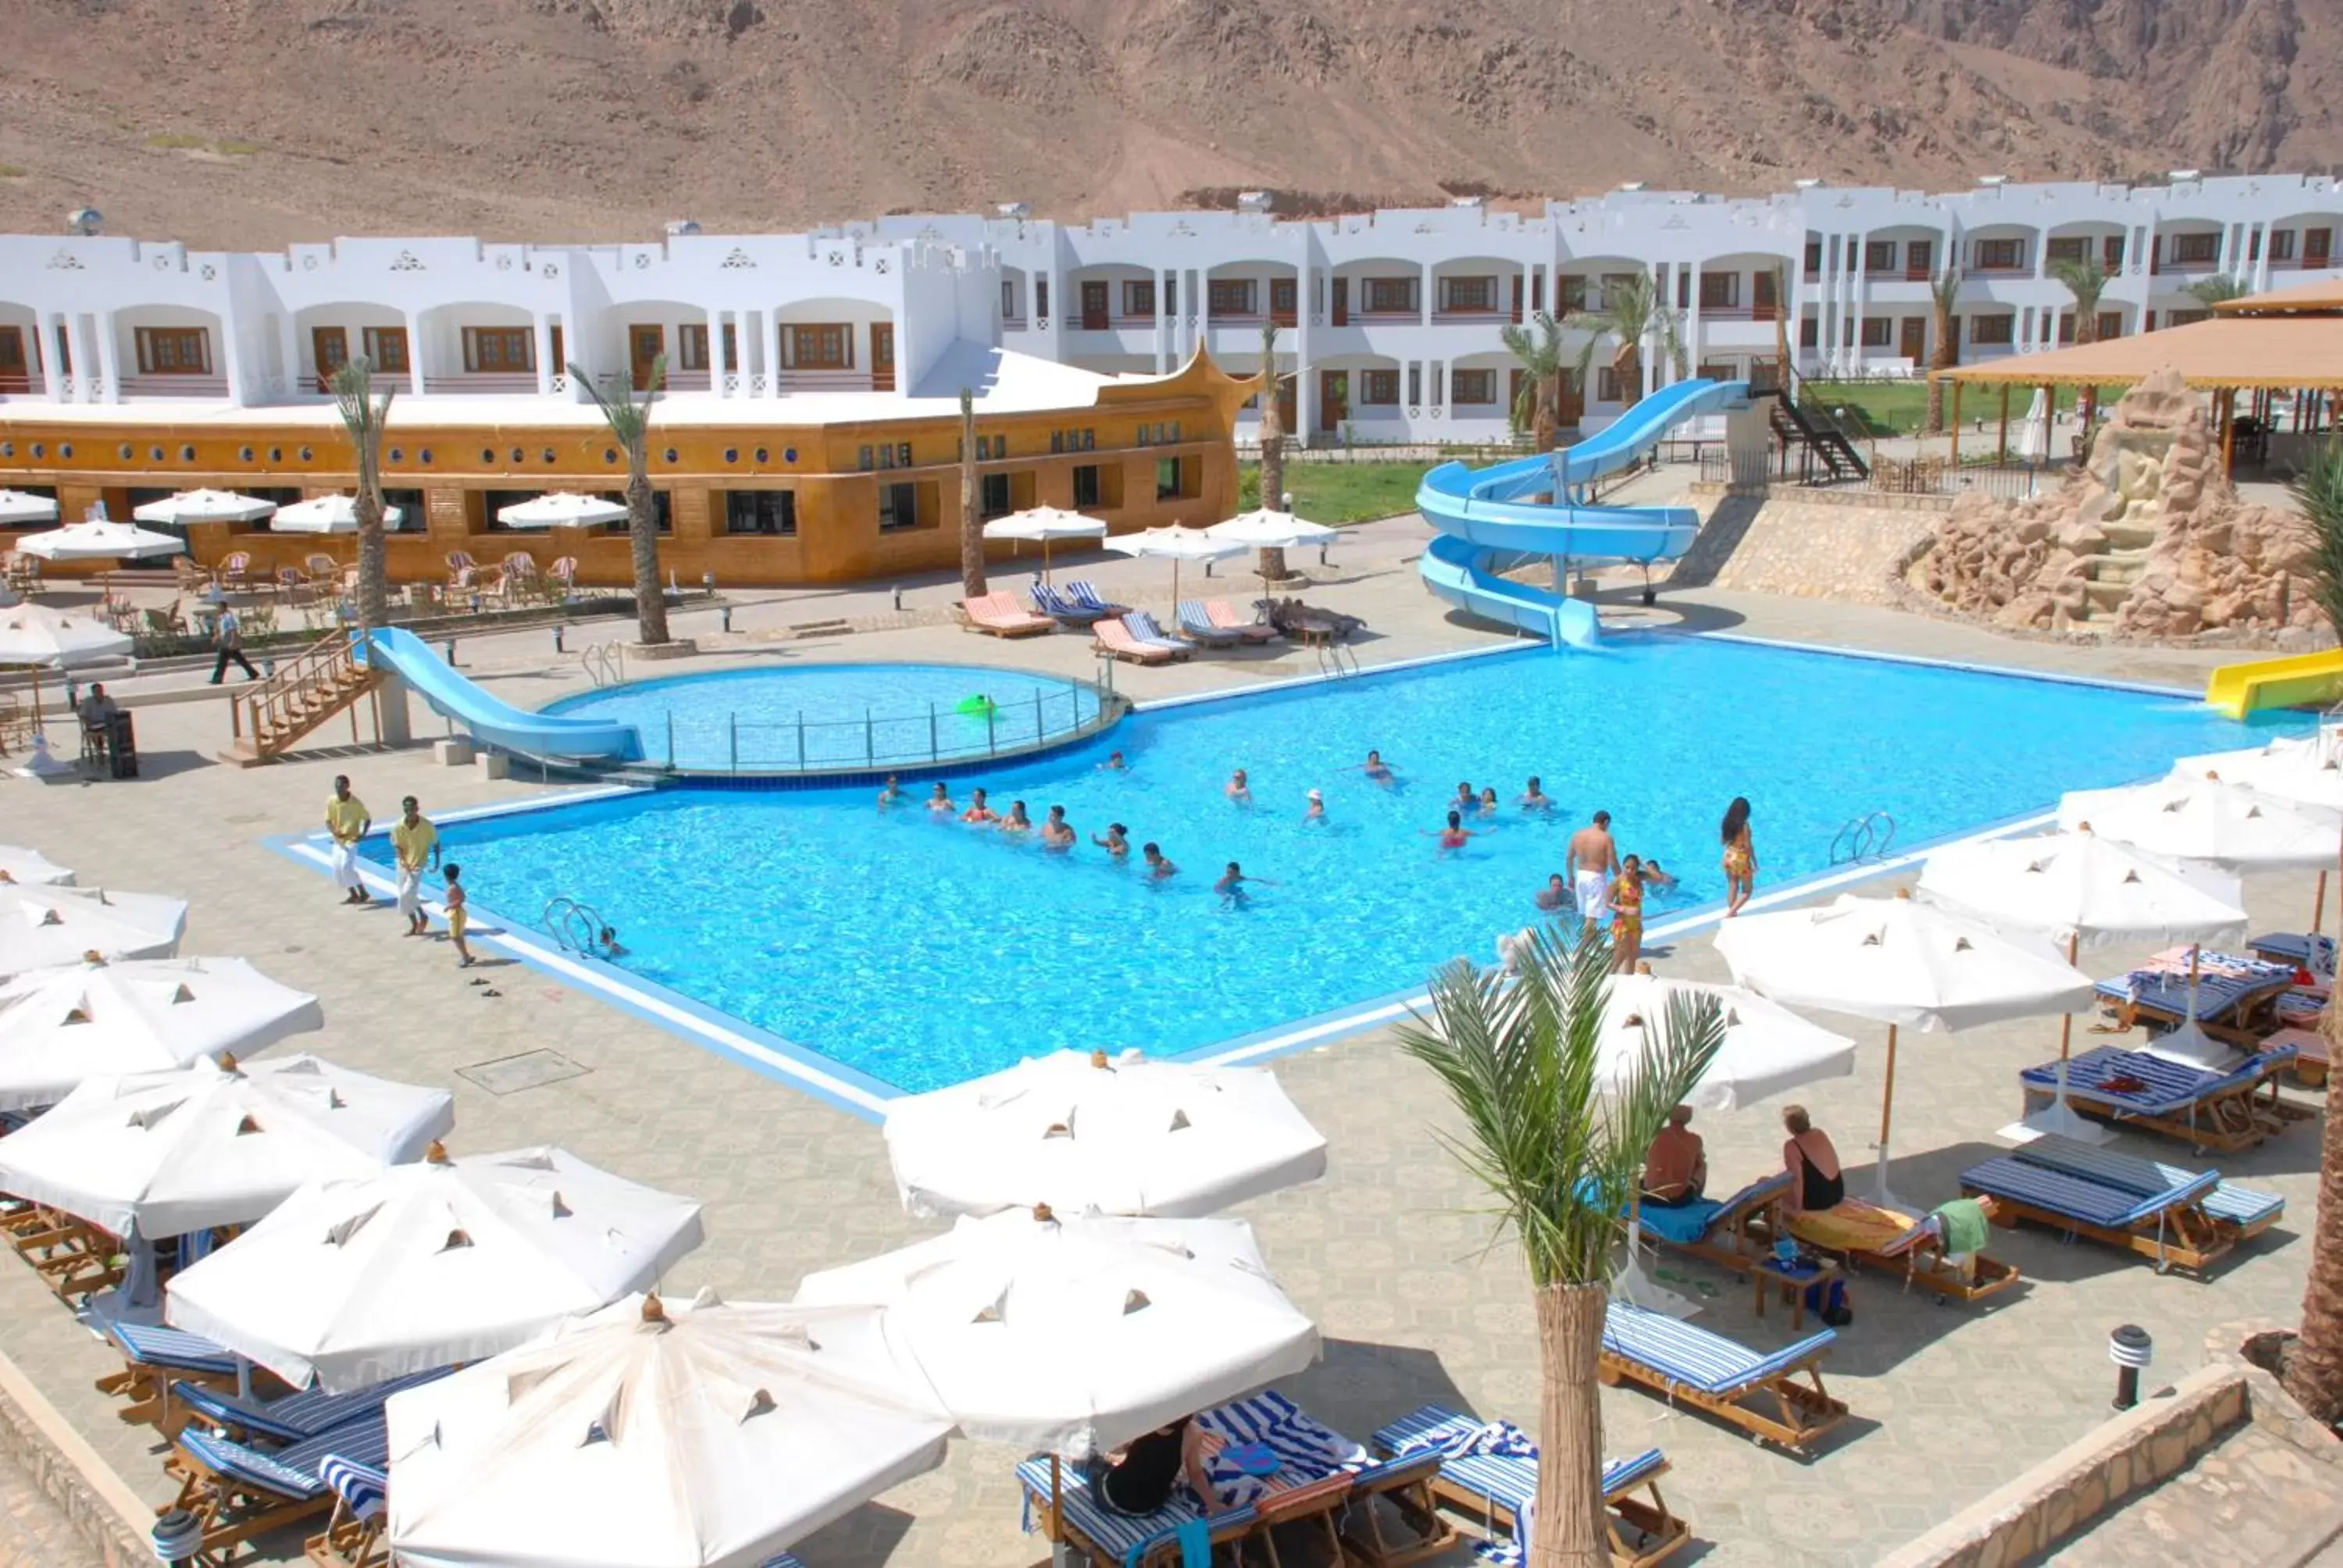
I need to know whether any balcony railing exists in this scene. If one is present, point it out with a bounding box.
[1429,307,1514,324]
[1695,305,1783,322]
[776,369,882,393]
[121,373,229,398]
[1350,308,1423,323]
[2152,255,2220,275]
[1207,309,1265,326]
[1904,263,1935,282]
[0,374,34,395]
[1002,315,1029,330]
[423,372,537,394]
[1963,262,2030,277]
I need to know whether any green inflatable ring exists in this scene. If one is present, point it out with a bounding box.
[955,694,998,718]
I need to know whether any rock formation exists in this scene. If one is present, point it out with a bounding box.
[1909,368,2322,640]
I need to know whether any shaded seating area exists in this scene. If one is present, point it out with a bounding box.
[2092,947,2299,1042]
[1960,1132,2284,1275]
[169,1407,396,1563]
[1371,1404,1690,1568]
[1598,1302,1846,1456]
[93,1320,252,1433]
[2018,1042,2306,1153]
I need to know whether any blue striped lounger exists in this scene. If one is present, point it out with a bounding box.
[173,1406,395,1560]
[172,1366,448,1447]
[1632,1173,1788,1266]
[2020,1043,2299,1153]
[96,1321,241,1427]
[2013,1134,2285,1235]
[1961,1145,2240,1274]
[1016,1453,1259,1567]
[1599,1302,1846,1454]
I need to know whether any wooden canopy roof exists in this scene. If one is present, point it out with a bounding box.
[1934,313,2343,392]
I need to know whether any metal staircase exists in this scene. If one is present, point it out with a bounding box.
[1764,392,1871,484]
[219,632,380,767]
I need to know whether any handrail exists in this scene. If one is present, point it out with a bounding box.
[580,643,626,689]
[542,895,618,957]
[1828,810,1898,865]
[224,629,360,749]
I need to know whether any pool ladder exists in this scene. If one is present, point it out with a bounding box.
[1314,640,1360,678]
[543,896,619,957]
[580,643,627,689]
[1828,810,1898,866]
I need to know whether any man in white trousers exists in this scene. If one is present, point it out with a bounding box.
[325,775,373,906]
[390,795,441,936]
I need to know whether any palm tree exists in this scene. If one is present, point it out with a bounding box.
[1566,272,1685,410]
[1500,309,1567,451]
[2050,257,2110,345]
[1400,927,1723,1568]
[329,356,394,633]
[2185,273,2253,309]
[572,355,672,646]
[1924,265,1964,433]
[958,388,986,600]
[1255,319,1288,584]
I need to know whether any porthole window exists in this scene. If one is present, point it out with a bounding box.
[298,447,313,462]
[541,447,555,464]
[180,444,195,462]
[27,444,43,460]
[419,448,433,465]
[0,443,13,459]
[150,446,165,461]
[783,447,797,464]
[389,448,404,464]
[724,448,738,465]
[481,448,496,465]
[604,449,618,465]
[239,446,254,462]
[754,447,769,464]
[57,444,71,460]
[663,447,678,464]
[269,447,283,463]
[120,444,134,461]
[511,447,524,465]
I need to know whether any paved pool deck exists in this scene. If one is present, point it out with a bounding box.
[0,514,2313,1566]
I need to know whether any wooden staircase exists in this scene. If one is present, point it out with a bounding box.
[219,631,380,767]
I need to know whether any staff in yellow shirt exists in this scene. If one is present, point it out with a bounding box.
[390,796,441,937]
[324,775,373,906]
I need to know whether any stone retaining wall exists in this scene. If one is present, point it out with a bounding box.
[0,1349,149,1568]
[1684,496,1939,606]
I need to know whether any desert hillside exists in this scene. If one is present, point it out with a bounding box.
[0,0,2337,248]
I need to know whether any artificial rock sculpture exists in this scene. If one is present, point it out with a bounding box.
[1910,368,2320,640]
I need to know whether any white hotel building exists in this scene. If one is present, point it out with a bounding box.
[2,172,2338,447]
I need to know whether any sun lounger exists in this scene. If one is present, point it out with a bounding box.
[305,1456,388,1568]
[1753,1196,2022,1306]
[961,593,1054,637]
[172,1367,447,1449]
[171,1407,395,1564]
[2019,1042,2306,1153]
[1371,1405,1689,1568]
[12,1213,123,1303]
[1016,1453,1261,1568]
[1029,583,1110,626]
[1125,611,1205,657]
[2248,931,2338,981]
[2263,1026,2334,1089]
[1067,580,1132,618]
[95,1321,248,1431]
[1631,1173,1789,1274]
[1175,600,1246,646]
[1094,616,1179,665]
[1205,599,1282,643]
[1961,1132,2281,1274]
[2092,948,2298,1041]
[1599,1301,1846,1455]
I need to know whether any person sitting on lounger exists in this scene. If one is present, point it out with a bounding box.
[1781,1105,1845,1214]
[1520,776,1554,812]
[1143,842,1178,879]
[1085,1416,1219,1518]
[1041,806,1076,850]
[962,789,999,825]
[1093,822,1130,859]
[1642,1105,1707,1207]
[1226,769,1251,804]
[1000,800,1032,833]
[927,782,955,814]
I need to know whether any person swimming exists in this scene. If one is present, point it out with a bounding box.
[1093,822,1130,858]
[1520,776,1553,811]
[1425,809,1475,852]
[1041,805,1076,849]
[877,775,903,807]
[1142,842,1178,879]
[1639,857,1680,894]
[1100,750,1129,772]
[1226,768,1252,804]
[1361,749,1394,785]
[1452,782,1477,814]
[1478,786,1500,816]
[927,782,956,814]
[961,788,999,825]
[1303,788,1326,823]
[1000,800,1033,833]
[1216,861,1277,906]
[1535,873,1570,912]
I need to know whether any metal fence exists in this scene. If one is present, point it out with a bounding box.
[646,681,1112,774]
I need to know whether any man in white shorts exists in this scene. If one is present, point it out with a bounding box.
[1566,809,1620,936]
[324,775,373,906]
[390,795,441,936]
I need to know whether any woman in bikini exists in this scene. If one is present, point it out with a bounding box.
[1609,854,1647,971]
[1780,1104,1845,1214]
[1721,796,1757,916]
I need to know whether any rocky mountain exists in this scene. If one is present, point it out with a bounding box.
[0,0,2336,248]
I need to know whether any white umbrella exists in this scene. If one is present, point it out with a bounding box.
[2015,387,2050,465]
[1207,509,1339,550]
[0,845,73,886]
[0,886,186,978]
[794,1208,1318,1459]
[130,490,276,527]
[1714,893,2093,1204]
[495,493,628,529]
[1103,525,1246,611]
[0,490,59,526]
[1598,971,1857,1114]
[1919,829,2252,1140]
[0,955,323,1112]
[386,1293,953,1568]
[2176,732,2343,813]
[0,603,132,665]
[0,1054,451,1241]
[983,507,1107,586]
[269,495,405,534]
[166,1146,705,1392]
[882,1048,1328,1220]
[19,517,190,561]
[2059,773,2340,871]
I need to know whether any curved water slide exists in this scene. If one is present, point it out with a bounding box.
[364,628,645,762]
[1416,377,1754,647]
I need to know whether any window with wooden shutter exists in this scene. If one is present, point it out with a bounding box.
[136,326,211,374]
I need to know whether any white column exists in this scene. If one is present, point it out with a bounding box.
[1680,265,1700,387]
[1157,269,1174,373]
[1293,265,1314,446]
[39,313,65,401]
[94,311,121,404]
[276,314,301,400]
[767,312,783,398]
[2253,223,2273,291]
[403,312,425,396]
[1421,262,1434,326]
[706,306,726,395]
[216,314,248,407]
[1849,233,1868,372]
[533,314,556,396]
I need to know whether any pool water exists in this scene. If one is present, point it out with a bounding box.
[399,638,2304,1095]
[547,662,1103,772]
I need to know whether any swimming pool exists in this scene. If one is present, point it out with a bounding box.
[386,636,2304,1098]
[546,663,1105,772]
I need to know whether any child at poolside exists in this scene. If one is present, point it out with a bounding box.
[1226,768,1251,804]
[1093,822,1130,858]
[961,788,999,825]
[443,863,474,968]
[1610,855,1649,972]
[1303,789,1326,823]
[1425,811,1474,852]
[1143,842,1178,879]
[1000,800,1033,833]
[1041,806,1076,850]
[927,782,955,814]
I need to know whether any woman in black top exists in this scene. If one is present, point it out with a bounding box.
[1781,1104,1845,1213]
[1087,1417,1218,1516]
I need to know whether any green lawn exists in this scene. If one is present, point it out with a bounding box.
[1801,379,2118,437]
[1238,461,1428,523]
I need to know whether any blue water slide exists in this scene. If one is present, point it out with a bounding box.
[1416,377,1753,647]
[363,627,644,762]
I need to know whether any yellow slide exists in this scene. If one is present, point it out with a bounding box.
[2206,650,2343,719]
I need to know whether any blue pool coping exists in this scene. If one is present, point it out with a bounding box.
[265,627,2274,1121]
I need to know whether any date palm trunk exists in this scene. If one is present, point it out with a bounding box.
[1535,1282,1610,1568]
[2288,830,2343,1423]
[1257,329,1287,584]
[626,467,668,645]
[958,389,986,600]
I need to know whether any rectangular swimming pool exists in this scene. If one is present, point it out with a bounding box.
[375,636,2301,1099]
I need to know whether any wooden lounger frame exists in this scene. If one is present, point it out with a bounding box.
[1967,1189,2240,1277]
[1599,1349,1847,1456]
[2024,1065,2311,1155]
[165,1450,335,1567]
[1335,1451,1458,1568]
[12,1214,125,1303]
[303,1498,387,1568]
[1755,1210,2024,1307]
[1639,1184,1782,1277]
[1410,1458,1690,1568]
[95,1356,248,1436]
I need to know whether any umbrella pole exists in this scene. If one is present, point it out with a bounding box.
[1049,1452,1066,1563]
[2316,869,2327,937]
[1874,1024,1899,1201]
